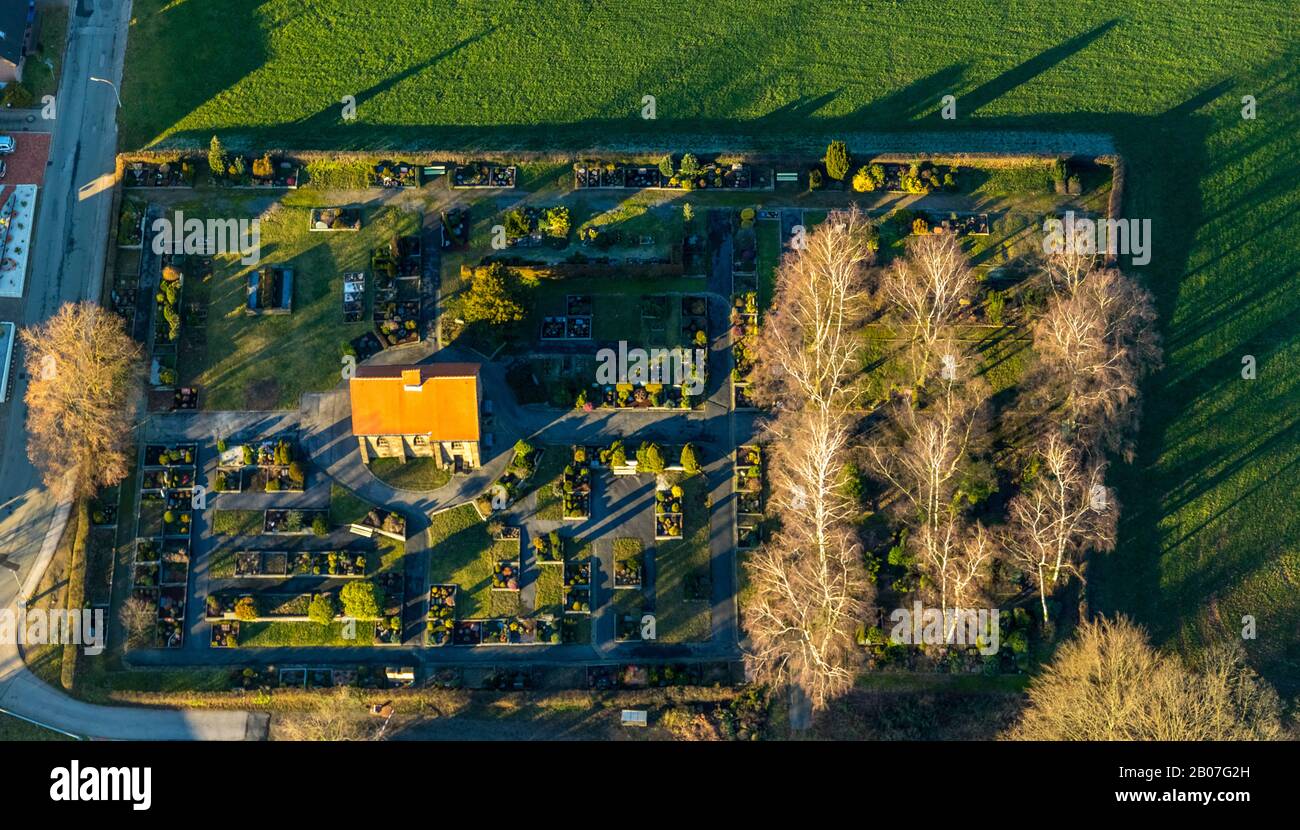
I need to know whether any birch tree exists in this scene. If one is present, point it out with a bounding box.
[1004,433,1116,621]
[745,209,875,711]
[880,232,976,385]
[1031,267,1161,458]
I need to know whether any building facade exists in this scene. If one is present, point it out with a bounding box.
[349,363,482,471]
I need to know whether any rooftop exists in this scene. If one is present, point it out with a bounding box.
[349,363,480,441]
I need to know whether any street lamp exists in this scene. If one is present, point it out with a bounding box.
[89,76,122,109]
[0,555,24,609]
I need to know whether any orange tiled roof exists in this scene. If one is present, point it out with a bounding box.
[349,363,480,441]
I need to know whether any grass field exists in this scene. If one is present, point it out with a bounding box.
[175,198,419,410]
[654,477,711,642]
[367,458,452,491]
[119,1,1300,686]
[426,503,522,618]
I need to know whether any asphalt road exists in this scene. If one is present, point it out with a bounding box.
[0,1,262,740]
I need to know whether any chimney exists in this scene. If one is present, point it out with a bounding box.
[401,368,423,391]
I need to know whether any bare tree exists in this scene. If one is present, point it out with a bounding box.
[21,303,143,498]
[1042,246,1099,297]
[868,377,992,625]
[1004,433,1116,621]
[119,596,156,651]
[751,208,873,412]
[274,688,381,741]
[880,232,976,385]
[1009,616,1283,740]
[745,213,876,711]
[1030,267,1161,459]
[747,409,869,710]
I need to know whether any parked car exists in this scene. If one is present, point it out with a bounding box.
[0,136,15,154]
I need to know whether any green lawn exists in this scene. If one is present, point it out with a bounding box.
[22,6,67,101]
[238,620,374,647]
[425,503,521,618]
[329,483,372,527]
[655,477,711,642]
[176,199,420,410]
[0,712,75,741]
[532,447,573,520]
[367,457,452,491]
[119,1,1300,686]
[210,510,263,535]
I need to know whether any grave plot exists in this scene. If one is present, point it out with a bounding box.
[372,571,406,645]
[731,291,759,408]
[452,161,516,188]
[625,165,661,188]
[864,160,960,194]
[563,557,592,615]
[118,198,145,247]
[152,262,185,385]
[573,160,626,188]
[440,207,469,248]
[734,445,766,549]
[264,508,330,535]
[426,585,457,646]
[613,538,644,590]
[310,206,362,231]
[109,256,139,333]
[680,294,709,349]
[230,551,290,578]
[371,242,421,348]
[123,159,197,188]
[218,436,306,493]
[733,215,758,276]
[342,272,366,322]
[210,621,238,648]
[150,255,207,411]
[655,484,685,540]
[90,486,120,528]
[539,294,593,342]
[348,506,407,541]
[473,442,545,517]
[531,530,565,564]
[368,160,419,188]
[915,210,991,236]
[246,266,294,315]
[561,446,592,520]
[501,205,570,248]
[130,538,189,649]
[250,154,301,188]
[348,331,383,362]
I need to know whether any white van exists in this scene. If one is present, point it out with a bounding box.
[0,136,14,154]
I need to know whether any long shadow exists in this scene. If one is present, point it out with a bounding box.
[122,0,272,147]
[957,20,1121,117]
[289,26,500,138]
